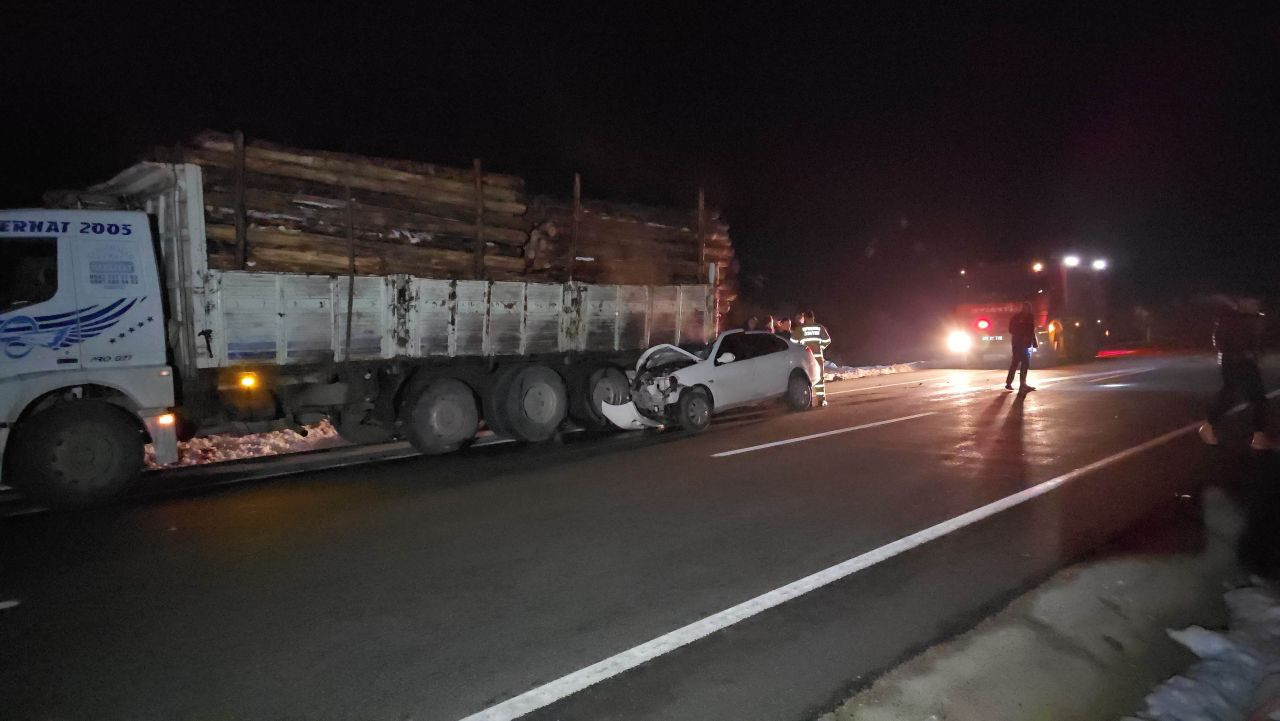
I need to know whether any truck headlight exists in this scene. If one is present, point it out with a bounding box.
[946,331,973,353]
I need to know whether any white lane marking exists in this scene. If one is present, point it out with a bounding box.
[1076,368,1161,385]
[828,377,945,395]
[927,367,1158,399]
[460,389,1279,721]
[710,412,936,458]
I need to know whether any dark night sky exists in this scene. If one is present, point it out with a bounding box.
[4,2,1277,361]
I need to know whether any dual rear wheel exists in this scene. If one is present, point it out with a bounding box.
[404,363,575,454]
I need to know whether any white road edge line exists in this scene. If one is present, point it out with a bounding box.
[458,389,1279,721]
[711,412,937,458]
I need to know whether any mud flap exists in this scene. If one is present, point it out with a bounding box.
[600,400,663,430]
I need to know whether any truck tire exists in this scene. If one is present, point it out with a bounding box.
[489,364,567,443]
[403,378,479,455]
[675,387,712,432]
[570,366,630,430]
[785,371,813,411]
[7,401,144,508]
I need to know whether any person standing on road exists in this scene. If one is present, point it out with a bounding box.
[1005,302,1038,393]
[1200,297,1269,451]
[796,310,832,406]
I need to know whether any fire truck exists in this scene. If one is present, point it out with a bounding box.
[944,255,1109,366]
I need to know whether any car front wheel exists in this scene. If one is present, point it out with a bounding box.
[675,387,712,432]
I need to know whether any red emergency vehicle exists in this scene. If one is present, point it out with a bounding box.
[945,256,1109,365]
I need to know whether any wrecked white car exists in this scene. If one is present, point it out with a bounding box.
[602,330,822,432]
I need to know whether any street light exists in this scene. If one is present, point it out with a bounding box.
[1063,255,1081,268]
[1092,258,1107,270]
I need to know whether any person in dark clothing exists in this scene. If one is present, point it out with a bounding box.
[1200,297,1269,451]
[1005,302,1038,392]
[775,317,793,340]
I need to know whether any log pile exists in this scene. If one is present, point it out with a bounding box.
[524,197,736,295]
[73,130,737,299]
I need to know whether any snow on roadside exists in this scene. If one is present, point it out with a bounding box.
[144,420,347,469]
[1124,581,1280,721]
[824,360,925,382]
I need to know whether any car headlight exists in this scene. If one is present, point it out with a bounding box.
[946,331,973,353]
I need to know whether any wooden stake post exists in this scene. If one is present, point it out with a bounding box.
[233,130,247,269]
[473,159,486,279]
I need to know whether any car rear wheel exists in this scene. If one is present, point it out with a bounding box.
[785,372,813,411]
[675,387,712,432]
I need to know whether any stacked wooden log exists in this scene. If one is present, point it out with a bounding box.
[132,130,737,301]
[151,131,527,279]
[524,197,735,295]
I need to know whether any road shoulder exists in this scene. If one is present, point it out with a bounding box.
[817,486,1244,721]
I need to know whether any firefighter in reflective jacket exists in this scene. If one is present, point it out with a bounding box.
[793,310,832,406]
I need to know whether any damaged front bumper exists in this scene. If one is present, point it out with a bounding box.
[600,400,665,430]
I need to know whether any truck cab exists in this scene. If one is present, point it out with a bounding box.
[0,210,178,506]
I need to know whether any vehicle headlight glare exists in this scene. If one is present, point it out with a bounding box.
[947,331,973,353]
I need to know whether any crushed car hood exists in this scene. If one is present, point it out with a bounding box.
[634,343,701,374]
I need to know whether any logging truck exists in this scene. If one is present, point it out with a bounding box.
[1,145,727,508]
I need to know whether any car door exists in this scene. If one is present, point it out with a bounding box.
[707,332,757,408]
[746,333,794,397]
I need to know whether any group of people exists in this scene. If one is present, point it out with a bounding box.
[742,311,828,343]
[742,311,833,406]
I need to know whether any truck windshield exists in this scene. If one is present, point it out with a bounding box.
[0,237,58,314]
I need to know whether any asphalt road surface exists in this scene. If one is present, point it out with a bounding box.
[2,354,1274,721]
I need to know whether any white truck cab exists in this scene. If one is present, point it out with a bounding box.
[0,209,178,505]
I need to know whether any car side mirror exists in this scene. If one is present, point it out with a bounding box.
[717,352,736,364]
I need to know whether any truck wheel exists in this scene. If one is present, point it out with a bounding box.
[8,401,143,508]
[483,365,520,438]
[570,366,630,430]
[403,378,478,455]
[785,371,813,411]
[676,387,712,432]
[492,365,567,443]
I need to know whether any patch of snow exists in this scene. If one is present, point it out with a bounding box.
[1125,581,1280,721]
[144,420,347,469]
[825,360,925,382]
